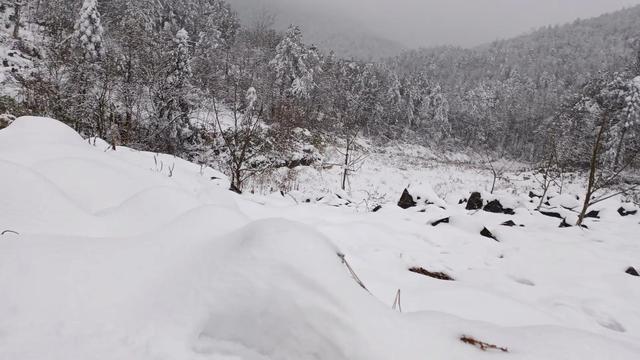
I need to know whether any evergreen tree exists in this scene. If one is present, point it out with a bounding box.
[271,25,312,99]
[74,0,105,61]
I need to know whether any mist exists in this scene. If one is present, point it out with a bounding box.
[228,0,640,48]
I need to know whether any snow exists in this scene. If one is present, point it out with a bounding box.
[2,117,640,359]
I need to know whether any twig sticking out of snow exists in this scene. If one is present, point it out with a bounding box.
[460,335,509,352]
[392,289,402,313]
[337,252,369,292]
[1,230,19,236]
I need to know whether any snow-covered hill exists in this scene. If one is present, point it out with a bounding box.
[1,117,640,359]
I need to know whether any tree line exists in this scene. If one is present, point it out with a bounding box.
[4,0,640,194]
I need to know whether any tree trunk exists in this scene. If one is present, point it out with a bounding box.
[577,116,607,226]
[12,1,22,39]
[341,139,350,191]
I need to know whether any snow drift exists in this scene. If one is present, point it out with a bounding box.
[1,117,640,360]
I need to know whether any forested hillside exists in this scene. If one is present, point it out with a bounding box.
[0,0,639,191]
[391,5,640,158]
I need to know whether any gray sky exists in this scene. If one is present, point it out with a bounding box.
[230,0,640,48]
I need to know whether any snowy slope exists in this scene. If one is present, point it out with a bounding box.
[1,117,640,360]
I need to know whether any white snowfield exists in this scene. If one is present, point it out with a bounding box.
[1,117,640,360]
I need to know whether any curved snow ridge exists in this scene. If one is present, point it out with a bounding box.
[0,159,100,235]
[0,116,86,147]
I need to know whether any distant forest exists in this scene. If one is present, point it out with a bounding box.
[1,0,640,189]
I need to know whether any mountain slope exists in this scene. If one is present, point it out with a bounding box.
[396,5,640,87]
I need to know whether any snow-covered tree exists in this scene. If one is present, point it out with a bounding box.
[271,25,313,99]
[74,0,105,61]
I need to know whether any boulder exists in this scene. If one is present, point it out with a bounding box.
[398,189,417,209]
[618,207,638,217]
[480,227,498,241]
[626,267,639,277]
[559,219,572,228]
[372,205,382,212]
[585,210,600,219]
[483,200,504,213]
[529,191,541,198]
[466,192,483,210]
[501,220,517,227]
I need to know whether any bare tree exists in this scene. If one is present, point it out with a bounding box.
[533,135,561,210]
[572,74,640,226]
[212,86,268,193]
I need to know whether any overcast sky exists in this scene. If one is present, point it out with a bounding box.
[230,0,640,48]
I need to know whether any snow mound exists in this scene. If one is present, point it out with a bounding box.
[2,117,640,360]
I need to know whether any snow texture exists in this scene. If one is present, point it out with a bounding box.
[1,117,640,359]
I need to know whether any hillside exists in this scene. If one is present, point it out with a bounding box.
[396,5,640,88]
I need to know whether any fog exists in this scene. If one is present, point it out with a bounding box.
[228,0,640,48]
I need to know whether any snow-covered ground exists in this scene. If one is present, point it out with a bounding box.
[2,117,640,359]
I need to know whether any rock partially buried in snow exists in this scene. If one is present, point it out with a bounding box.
[539,210,563,219]
[585,210,600,219]
[483,199,516,215]
[483,199,504,213]
[430,217,450,227]
[397,184,446,210]
[480,227,498,241]
[618,206,638,217]
[501,220,517,227]
[398,189,417,209]
[466,192,483,210]
[626,267,640,277]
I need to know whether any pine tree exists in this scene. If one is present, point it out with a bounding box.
[74,0,106,61]
[271,25,313,99]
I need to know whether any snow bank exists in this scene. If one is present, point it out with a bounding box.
[1,117,640,360]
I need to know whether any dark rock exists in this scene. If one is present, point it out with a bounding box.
[480,227,498,241]
[559,219,572,228]
[466,192,483,210]
[503,208,516,215]
[279,190,285,197]
[483,200,504,213]
[398,189,417,209]
[539,210,563,219]
[431,217,450,227]
[458,198,467,205]
[501,220,517,227]
[626,267,639,277]
[2,59,8,67]
[372,205,382,212]
[409,267,454,281]
[585,210,600,219]
[529,191,541,198]
[544,201,551,206]
[618,207,638,217]
[305,199,311,203]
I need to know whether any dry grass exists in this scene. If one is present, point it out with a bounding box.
[460,335,509,352]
